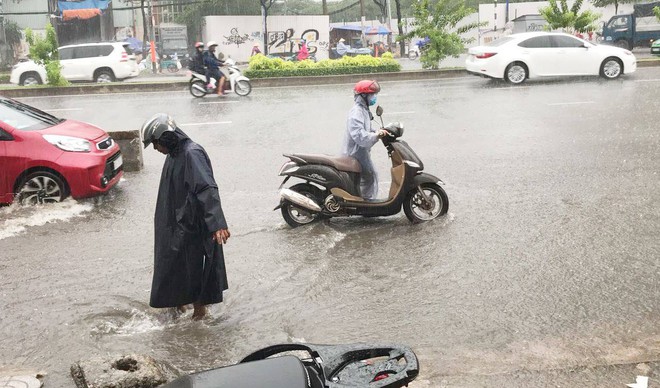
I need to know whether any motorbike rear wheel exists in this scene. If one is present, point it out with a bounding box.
[281,183,324,228]
[235,80,252,96]
[190,79,207,98]
[403,183,448,223]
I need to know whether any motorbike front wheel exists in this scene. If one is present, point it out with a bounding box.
[189,80,207,98]
[403,184,448,223]
[235,80,252,96]
[408,51,419,60]
[281,183,323,228]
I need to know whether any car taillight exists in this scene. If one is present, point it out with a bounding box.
[476,53,497,59]
[121,51,128,62]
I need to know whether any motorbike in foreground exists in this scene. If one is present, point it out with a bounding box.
[188,58,252,97]
[275,106,448,227]
[162,342,419,388]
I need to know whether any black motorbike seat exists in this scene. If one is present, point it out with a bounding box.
[288,153,362,173]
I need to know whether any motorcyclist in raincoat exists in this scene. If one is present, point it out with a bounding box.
[341,80,388,200]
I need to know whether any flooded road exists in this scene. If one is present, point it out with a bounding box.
[1,69,659,386]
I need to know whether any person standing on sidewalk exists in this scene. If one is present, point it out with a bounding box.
[141,113,231,320]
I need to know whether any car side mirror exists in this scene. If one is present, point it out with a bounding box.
[376,105,383,116]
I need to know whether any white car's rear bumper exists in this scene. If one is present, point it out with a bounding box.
[465,56,501,79]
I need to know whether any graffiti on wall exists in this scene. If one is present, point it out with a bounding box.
[266,28,328,55]
[224,28,250,47]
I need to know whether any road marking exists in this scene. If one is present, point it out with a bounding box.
[388,111,416,115]
[179,121,232,127]
[198,100,240,105]
[634,78,660,82]
[44,108,83,112]
[547,101,595,106]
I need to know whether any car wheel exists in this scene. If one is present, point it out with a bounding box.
[600,57,623,80]
[20,72,42,86]
[95,69,115,83]
[504,62,527,84]
[16,171,69,205]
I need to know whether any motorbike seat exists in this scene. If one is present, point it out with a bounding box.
[287,153,362,173]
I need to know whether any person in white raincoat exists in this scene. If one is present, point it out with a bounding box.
[341,80,388,200]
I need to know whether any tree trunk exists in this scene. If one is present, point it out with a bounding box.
[141,0,148,56]
[395,0,405,57]
[614,0,618,15]
[322,0,328,14]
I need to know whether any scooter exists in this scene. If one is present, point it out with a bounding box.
[275,106,449,227]
[162,342,419,388]
[188,58,252,97]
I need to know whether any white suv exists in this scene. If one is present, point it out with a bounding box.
[10,42,140,86]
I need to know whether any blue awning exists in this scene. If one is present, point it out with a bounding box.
[58,0,111,11]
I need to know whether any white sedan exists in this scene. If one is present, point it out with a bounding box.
[466,32,637,84]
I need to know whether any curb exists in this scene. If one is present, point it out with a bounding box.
[0,60,658,98]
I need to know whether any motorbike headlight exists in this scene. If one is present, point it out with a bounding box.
[43,134,91,152]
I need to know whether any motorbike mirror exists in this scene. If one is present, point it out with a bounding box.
[376,105,383,116]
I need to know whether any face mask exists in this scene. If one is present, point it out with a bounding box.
[369,95,377,106]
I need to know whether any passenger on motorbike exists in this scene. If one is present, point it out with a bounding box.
[203,41,227,96]
[341,80,389,200]
[189,42,206,75]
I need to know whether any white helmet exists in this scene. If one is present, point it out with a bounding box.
[206,41,218,49]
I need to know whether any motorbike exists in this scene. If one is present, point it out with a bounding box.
[275,106,449,228]
[162,342,419,388]
[188,58,252,98]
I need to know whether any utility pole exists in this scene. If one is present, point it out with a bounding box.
[386,0,393,51]
[149,0,157,73]
[360,0,366,46]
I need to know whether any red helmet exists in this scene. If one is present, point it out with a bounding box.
[195,42,204,48]
[354,80,380,95]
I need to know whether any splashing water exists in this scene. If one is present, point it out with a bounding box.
[0,200,94,240]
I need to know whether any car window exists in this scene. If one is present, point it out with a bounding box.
[74,45,100,59]
[0,127,13,141]
[552,35,585,48]
[0,99,62,131]
[518,36,553,48]
[486,37,515,47]
[99,45,114,56]
[59,47,74,60]
[122,44,133,55]
[608,17,629,28]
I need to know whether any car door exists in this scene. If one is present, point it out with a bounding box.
[73,45,100,81]
[58,47,76,81]
[517,35,558,77]
[551,35,594,76]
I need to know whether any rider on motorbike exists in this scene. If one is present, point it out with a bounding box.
[189,42,206,75]
[341,80,389,200]
[203,41,227,96]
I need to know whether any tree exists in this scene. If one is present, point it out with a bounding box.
[402,0,483,69]
[540,0,600,33]
[24,24,67,86]
[655,5,660,21]
[394,0,406,57]
[372,0,388,22]
[591,0,629,18]
[4,21,23,61]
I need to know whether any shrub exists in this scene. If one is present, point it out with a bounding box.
[246,54,401,78]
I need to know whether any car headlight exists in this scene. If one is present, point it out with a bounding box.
[43,134,91,152]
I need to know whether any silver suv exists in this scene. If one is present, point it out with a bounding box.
[10,42,140,86]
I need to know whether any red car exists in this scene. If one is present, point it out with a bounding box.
[0,97,123,205]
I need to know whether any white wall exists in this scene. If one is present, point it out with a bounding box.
[203,15,330,62]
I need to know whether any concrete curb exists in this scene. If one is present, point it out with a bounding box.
[0,60,658,98]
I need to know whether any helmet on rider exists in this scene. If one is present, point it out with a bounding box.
[354,80,380,95]
[194,42,204,49]
[141,113,177,149]
[206,41,218,49]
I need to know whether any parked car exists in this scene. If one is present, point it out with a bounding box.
[10,42,140,86]
[466,32,637,84]
[652,39,660,56]
[0,97,123,205]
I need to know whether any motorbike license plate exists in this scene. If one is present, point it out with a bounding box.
[113,155,123,170]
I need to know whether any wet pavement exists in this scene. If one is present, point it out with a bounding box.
[1,68,659,387]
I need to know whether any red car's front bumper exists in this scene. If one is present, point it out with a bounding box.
[55,145,124,199]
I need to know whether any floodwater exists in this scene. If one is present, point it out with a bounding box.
[1,71,659,386]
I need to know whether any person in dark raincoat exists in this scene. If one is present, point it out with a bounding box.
[141,113,230,320]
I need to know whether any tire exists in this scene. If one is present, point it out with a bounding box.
[403,184,449,224]
[16,171,69,206]
[235,79,252,96]
[95,69,115,83]
[189,80,207,98]
[20,72,42,86]
[600,57,623,80]
[408,51,419,60]
[281,183,324,228]
[167,63,178,73]
[504,62,528,84]
[614,40,630,50]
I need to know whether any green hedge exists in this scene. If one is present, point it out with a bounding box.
[246,52,401,78]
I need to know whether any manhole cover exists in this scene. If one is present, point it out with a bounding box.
[0,375,42,388]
